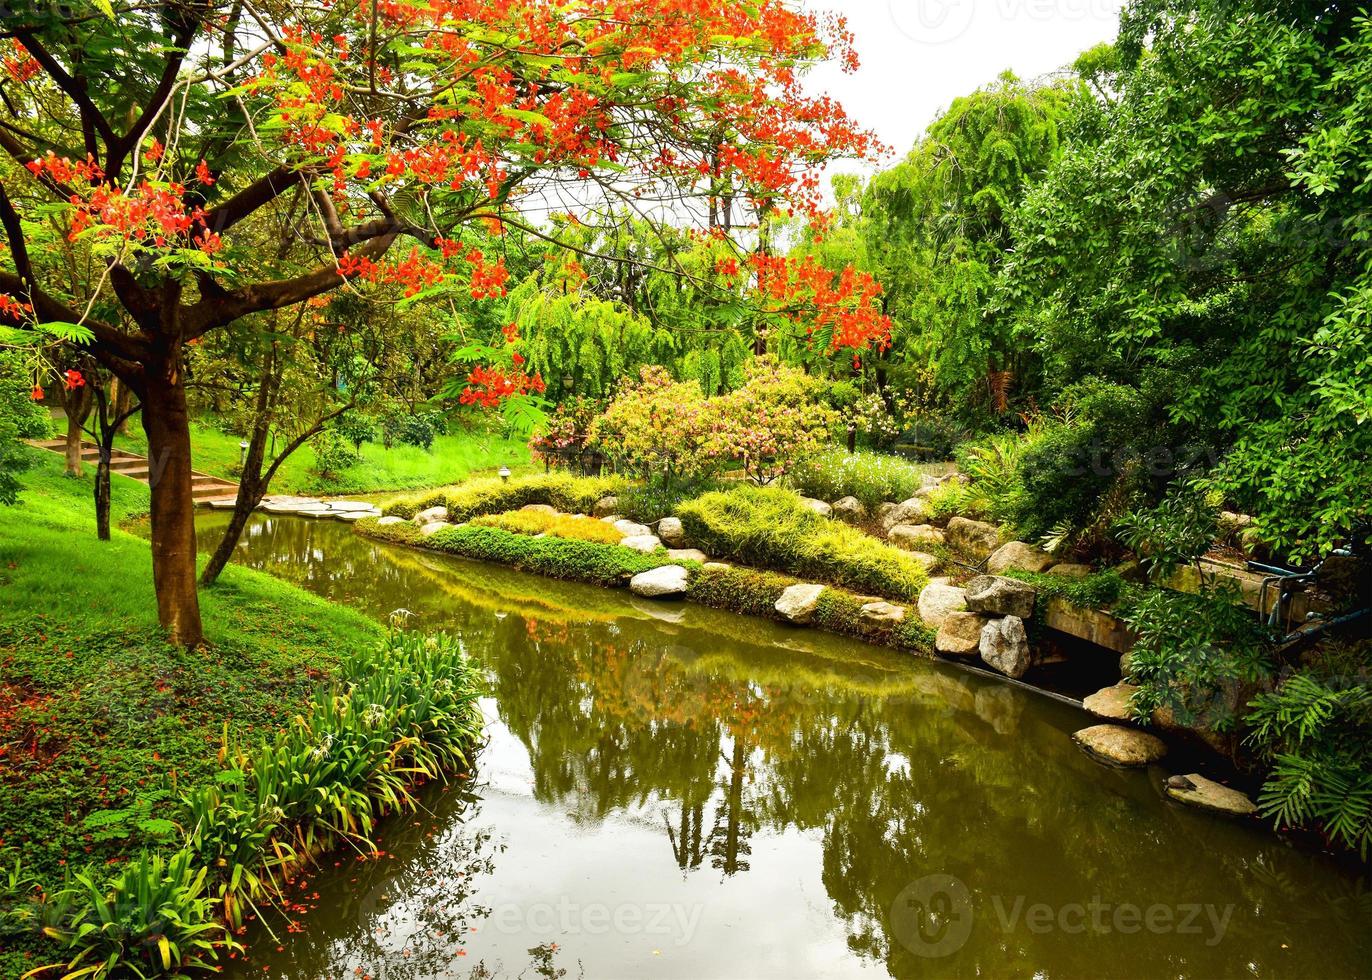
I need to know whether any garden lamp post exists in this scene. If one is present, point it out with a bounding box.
[239,441,249,469]
[499,465,511,483]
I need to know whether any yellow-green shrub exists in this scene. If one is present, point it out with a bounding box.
[381,473,624,520]
[472,509,623,545]
[676,485,930,600]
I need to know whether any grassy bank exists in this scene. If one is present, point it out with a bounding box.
[0,455,386,976]
[357,515,937,654]
[110,417,534,495]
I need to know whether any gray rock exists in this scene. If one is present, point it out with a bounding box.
[916,582,967,629]
[599,515,622,525]
[830,496,867,524]
[614,519,653,538]
[888,523,945,552]
[666,548,708,563]
[1083,682,1140,722]
[965,575,1038,619]
[620,534,663,554]
[414,506,448,525]
[1164,774,1258,816]
[776,583,826,624]
[657,516,688,547]
[859,601,906,625]
[907,551,942,573]
[1048,562,1093,579]
[521,503,558,515]
[1073,724,1167,767]
[935,611,990,656]
[946,516,1001,559]
[979,616,1032,679]
[419,521,452,537]
[986,541,1056,574]
[879,498,927,534]
[629,565,690,598]
[333,511,374,523]
[593,495,620,518]
[800,497,834,518]
[376,515,408,527]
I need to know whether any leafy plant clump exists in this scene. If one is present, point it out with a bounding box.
[1246,663,1372,858]
[473,508,624,545]
[382,473,624,520]
[17,630,483,978]
[676,485,931,600]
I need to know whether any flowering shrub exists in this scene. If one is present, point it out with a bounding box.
[713,360,838,484]
[588,367,728,492]
[528,396,607,469]
[589,361,838,490]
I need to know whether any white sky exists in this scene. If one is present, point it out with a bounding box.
[802,0,1126,173]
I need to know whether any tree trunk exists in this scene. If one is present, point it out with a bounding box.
[64,411,84,476]
[142,347,205,647]
[200,474,260,586]
[94,445,111,540]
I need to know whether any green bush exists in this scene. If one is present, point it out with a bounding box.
[381,408,446,451]
[787,448,935,512]
[362,519,681,586]
[311,430,361,476]
[676,485,930,600]
[381,473,624,520]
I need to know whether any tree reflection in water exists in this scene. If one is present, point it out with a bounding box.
[208,514,1372,980]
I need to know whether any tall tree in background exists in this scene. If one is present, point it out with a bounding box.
[1003,0,1372,559]
[0,0,885,645]
[861,72,1079,415]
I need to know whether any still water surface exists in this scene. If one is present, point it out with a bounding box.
[201,513,1371,979]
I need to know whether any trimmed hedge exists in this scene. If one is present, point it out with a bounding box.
[359,518,682,587]
[381,473,625,520]
[676,485,930,601]
[472,509,624,545]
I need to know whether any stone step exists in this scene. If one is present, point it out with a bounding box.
[192,484,239,500]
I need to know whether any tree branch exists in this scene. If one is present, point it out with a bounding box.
[200,164,301,234]
[14,31,117,159]
[184,234,399,335]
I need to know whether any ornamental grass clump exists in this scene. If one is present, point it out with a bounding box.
[473,509,623,545]
[676,485,929,600]
[787,448,935,512]
[381,473,623,519]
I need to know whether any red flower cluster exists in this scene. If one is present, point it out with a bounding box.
[0,293,33,321]
[2,40,38,83]
[458,366,546,408]
[64,369,85,390]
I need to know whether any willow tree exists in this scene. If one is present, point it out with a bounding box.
[0,0,887,645]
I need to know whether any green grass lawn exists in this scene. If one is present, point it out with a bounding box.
[111,417,535,495]
[0,454,383,976]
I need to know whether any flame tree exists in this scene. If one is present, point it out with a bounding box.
[0,0,889,645]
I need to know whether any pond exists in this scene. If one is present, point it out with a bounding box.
[199,513,1372,979]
